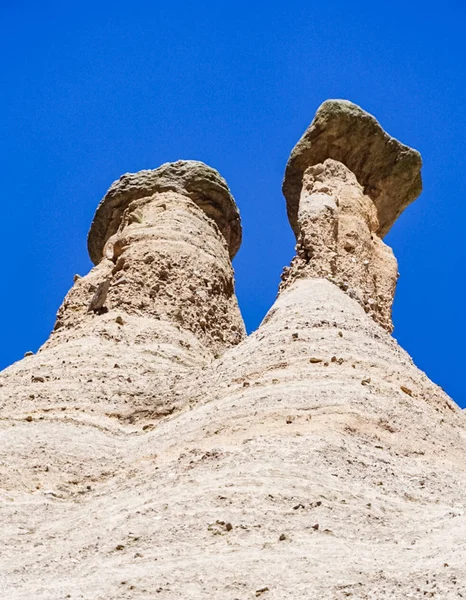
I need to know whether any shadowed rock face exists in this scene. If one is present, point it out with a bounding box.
[283,99,422,238]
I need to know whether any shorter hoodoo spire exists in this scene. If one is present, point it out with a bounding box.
[50,160,246,355]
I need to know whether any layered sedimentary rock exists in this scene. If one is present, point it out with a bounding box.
[1,102,465,600]
[15,161,246,426]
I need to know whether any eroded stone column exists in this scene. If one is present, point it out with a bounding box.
[281,100,422,332]
[281,159,398,330]
[47,160,246,355]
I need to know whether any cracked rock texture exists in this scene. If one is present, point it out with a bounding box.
[1,107,466,600]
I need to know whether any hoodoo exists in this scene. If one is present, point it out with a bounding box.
[33,160,245,422]
[55,159,245,354]
[281,99,423,331]
[1,103,465,599]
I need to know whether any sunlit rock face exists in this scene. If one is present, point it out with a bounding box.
[1,103,466,600]
[282,99,422,238]
[54,160,245,354]
[280,158,398,331]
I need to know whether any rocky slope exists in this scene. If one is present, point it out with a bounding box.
[1,100,465,599]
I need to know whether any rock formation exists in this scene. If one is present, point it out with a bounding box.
[1,100,465,599]
[281,100,422,332]
[282,99,423,238]
[27,161,245,424]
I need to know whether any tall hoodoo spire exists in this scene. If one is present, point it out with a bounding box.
[30,160,246,423]
[281,100,423,331]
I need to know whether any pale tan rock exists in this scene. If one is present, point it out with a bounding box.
[281,159,398,331]
[0,108,465,599]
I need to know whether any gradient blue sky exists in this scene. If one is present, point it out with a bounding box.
[1,1,465,406]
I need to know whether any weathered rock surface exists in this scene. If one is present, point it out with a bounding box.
[283,99,423,238]
[1,105,465,599]
[88,160,242,263]
[26,161,246,425]
[281,159,398,331]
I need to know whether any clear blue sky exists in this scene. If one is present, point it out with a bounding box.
[1,1,465,407]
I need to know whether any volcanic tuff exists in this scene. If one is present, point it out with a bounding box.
[1,100,465,599]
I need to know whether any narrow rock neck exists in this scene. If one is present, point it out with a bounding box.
[280,159,398,332]
[50,189,246,355]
